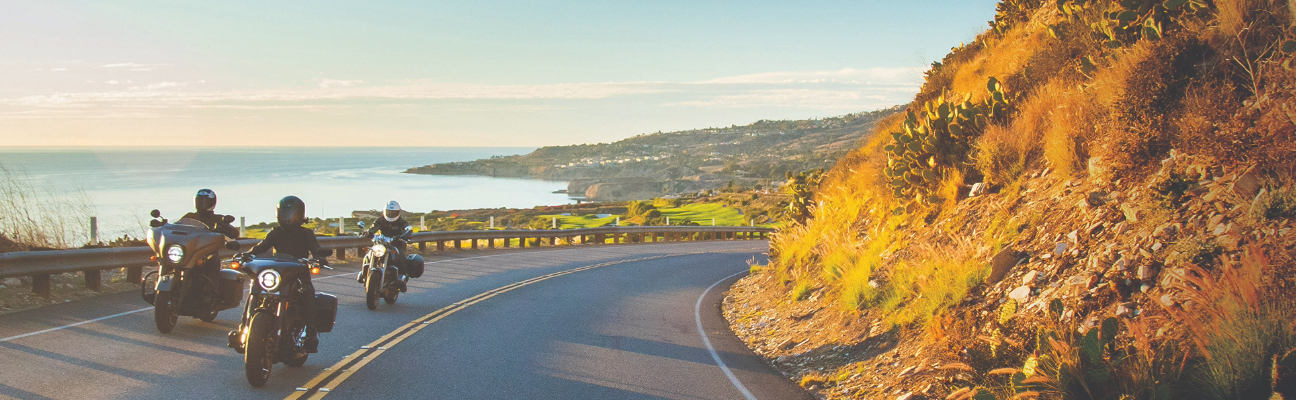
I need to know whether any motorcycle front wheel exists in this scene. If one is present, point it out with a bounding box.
[365,270,381,310]
[383,289,398,304]
[199,310,218,323]
[244,311,275,387]
[153,291,178,334]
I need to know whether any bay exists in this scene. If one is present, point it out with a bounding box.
[0,147,571,239]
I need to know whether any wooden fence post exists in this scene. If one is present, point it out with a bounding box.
[33,274,50,298]
[85,269,101,291]
[127,266,143,285]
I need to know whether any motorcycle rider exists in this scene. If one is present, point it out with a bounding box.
[181,188,240,239]
[357,200,410,286]
[181,188,239,302]
[245,196,324,352]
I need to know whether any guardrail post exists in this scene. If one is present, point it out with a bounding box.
[488,238,495,249]
[595,233,605,244]
[437,240,445,252]
[503,238,511,248]
[418,241,425,252]
[127,266,143,284]
[471,239,478,249]
[33,274,50,298]
[337,247,347,260]
[85,269,102,291]
[453,240,461,250]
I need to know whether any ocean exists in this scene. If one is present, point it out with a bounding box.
[0,147,570,239]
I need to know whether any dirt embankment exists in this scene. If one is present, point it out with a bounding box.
[723,152,1296,399]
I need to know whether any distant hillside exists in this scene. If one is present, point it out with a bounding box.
[405,107,902,200]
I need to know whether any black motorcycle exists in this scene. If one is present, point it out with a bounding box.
[357,222,424,310]
[225,251,338,388]
[143,210,246,333]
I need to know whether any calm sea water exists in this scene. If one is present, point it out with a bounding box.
[0,147,570,238]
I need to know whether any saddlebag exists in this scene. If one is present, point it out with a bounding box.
[217,269,247,309]
[314,293,338,333]
[404,254,425,279]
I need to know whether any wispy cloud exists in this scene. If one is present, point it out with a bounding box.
[97,63,163,69]
[698,67,925,85]
[0,68,923,114]
[319,79,364,88]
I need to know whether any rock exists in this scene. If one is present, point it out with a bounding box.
[1208,214,1225,230]
[1234,170,1262,199]
[1087,191,1107,207]
[1067,230,1079,243]
[1151,242,1163,252]
[969,182,987,197]
[2,278,19,286]
[1054,242,1068,255]
[1121,204,1140,222]
[897,394,915,400]
[987,247,1023,283]
[1137,264,1157,281]
[1113,257,1128,271]
[1022,270,1039,285]
[1009,286,1032,302]
[1089,156,1109,183]
[1160,293,1175,307]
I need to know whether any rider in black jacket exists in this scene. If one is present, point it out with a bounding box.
[182,189,239,239]
[246,196,324,352]
[358,201,411,285]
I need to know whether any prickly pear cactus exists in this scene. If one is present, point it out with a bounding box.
[883,77,1010,209]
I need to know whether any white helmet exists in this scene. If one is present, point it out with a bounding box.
[384,200,401,222]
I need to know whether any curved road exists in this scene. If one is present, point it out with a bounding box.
[0,241,810,400]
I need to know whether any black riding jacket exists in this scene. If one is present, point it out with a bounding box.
[368,217,410,238]
[248,225,322,259]
[182,210,239,239]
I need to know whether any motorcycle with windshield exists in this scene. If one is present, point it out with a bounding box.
[357,221,424,310]
[225,249,338,387]
[142,209,246,333]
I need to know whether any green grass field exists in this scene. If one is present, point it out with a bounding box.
[534,202,753,229]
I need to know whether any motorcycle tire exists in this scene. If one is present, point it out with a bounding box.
[364,271,381,310]
[244,311,275,387]
[383,289,398,305]
[199,310,218,323]
[153,291,178,334]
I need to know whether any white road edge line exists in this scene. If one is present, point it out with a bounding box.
[0,307,152,343]
[695,270,758,400]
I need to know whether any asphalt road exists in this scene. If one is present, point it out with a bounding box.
[0,241,811,400]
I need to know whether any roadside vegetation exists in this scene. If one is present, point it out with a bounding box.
[731,0,1296,398]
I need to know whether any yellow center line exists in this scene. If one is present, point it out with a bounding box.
[285,247,764,399]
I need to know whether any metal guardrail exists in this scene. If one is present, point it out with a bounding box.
[0,226,773,297]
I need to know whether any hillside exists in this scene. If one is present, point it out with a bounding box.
[729,1,1296,399]
[405,107,901,200]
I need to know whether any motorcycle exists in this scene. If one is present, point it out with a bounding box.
[143,209,246,334]
[225,250,338,388]
[357,221,424,310]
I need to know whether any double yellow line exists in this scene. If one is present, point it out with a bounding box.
[284,254,676,400]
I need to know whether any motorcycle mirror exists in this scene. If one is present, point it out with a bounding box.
[149,220,165,228]
[150,209,161,218]
[225,241,241,251]
[222,215,235,224]
[317,248,334,258]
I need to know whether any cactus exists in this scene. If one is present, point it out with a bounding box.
[884,77,1011,209]
[1055,0,1208,48]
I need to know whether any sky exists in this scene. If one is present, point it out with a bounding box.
[0,1,1000,147]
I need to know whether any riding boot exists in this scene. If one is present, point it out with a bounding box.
[303,327,319,353]
[356,270,364,283]
[399,275,409,292]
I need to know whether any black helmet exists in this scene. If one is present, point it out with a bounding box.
[195,189,217,212]
[276,196,306,227]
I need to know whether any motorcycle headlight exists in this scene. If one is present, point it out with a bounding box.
[371,244,386,258]
[166,245,185,263]
[257,269,281,292]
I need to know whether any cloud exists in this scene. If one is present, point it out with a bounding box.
[0,68,923,113]
[98,63,163,69]
[667,87,916,109]
[698,67,925,85]
[319,79,364,88]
